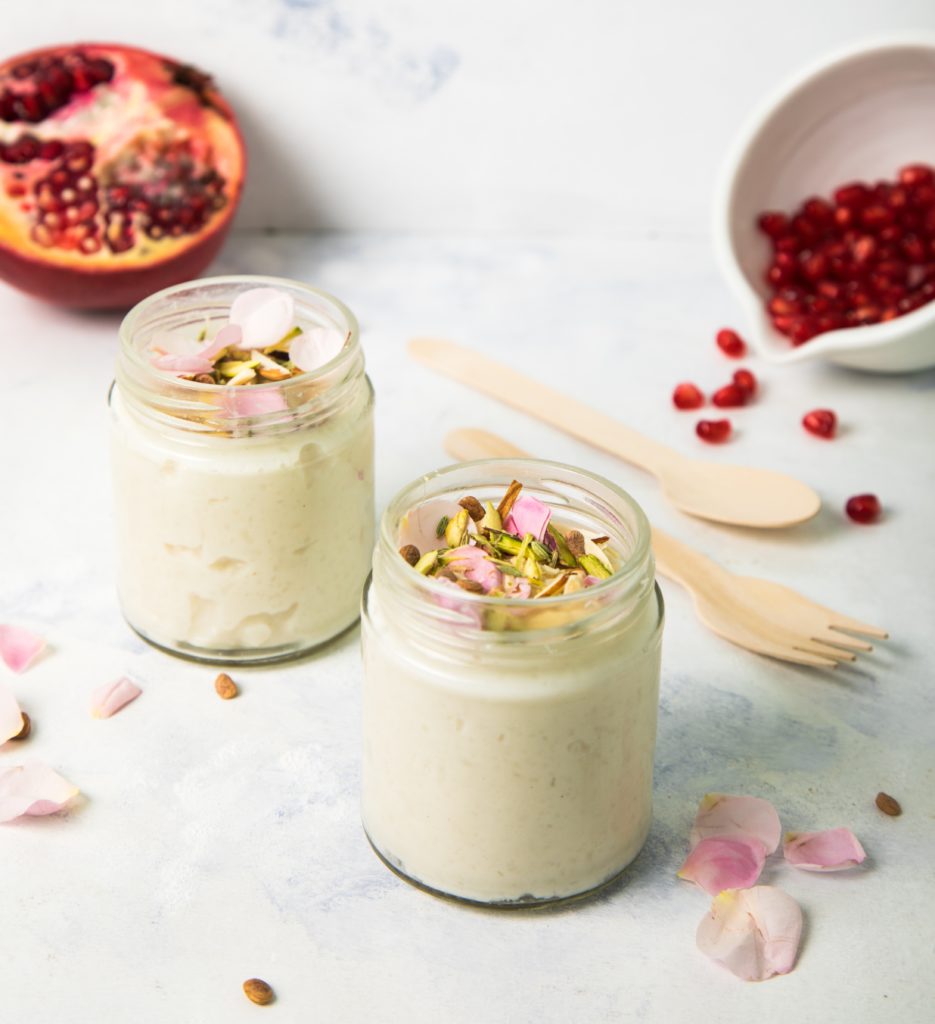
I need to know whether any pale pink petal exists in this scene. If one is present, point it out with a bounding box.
[696,886,803,981]
[90,677,142,719]
[290,327,346,372]
[151,352,216,374]
[229,287,295,349]
[783,828,866,872]
[0,680,25,743]
[678,836,766,895]
[222,386,288,419]
[0,763,78,822]
[397,499,464,555]
[0,625,45,673]
[148,327,201,357]
[503,494,552,542]
[202,322,243,358]
[504,577,532,599]
[445,545,503,593]
[691,794,782,855]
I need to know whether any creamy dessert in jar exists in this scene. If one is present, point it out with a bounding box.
[111,276,373,662]
[361,461,663,905]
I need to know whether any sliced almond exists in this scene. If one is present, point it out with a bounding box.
[243,978,274,1005]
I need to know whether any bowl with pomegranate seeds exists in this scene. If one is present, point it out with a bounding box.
[715,36,935,372]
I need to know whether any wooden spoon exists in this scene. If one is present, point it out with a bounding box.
[409,338,820,528]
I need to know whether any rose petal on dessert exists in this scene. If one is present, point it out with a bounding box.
[678,836,767,895]
[90,677,142,719]
[203,322,243,359]
[783,828,867,872]
[0,681,24,743]
[398,499,464,555]
[0,763,78,822]
[290,327,346,372]
[0,625,45,674]
[151,352,217,375]
[696,886,803,981]
[445,545,503,593]
[503,495,552,542]
[222,385,288,418]
[691,794,782,854]
[229,287,295,349]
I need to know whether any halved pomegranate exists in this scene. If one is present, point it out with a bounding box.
[0,43,245,308]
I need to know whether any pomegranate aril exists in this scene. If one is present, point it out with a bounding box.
[800,251,828,281]
[672,382,704,410]
[802,408,836,438]
[715,328,746,358]
[696,419,732,444]
[899,164,934,188]
[712,383,747,408]
[757,211,788,238]
[834,183,870,208]
[732,368,757,397]
[845,494,881,524]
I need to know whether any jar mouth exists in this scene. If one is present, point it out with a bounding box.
[378,458,653,611]
[115,275,363,436]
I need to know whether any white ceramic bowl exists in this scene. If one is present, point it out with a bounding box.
[715,36,935,373]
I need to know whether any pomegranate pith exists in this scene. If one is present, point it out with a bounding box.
[716,328,746,358]
[0,43,245,309]
[696,418,731,443]
[672,382,704,410]
[802,408,837,438]
[845,494,881,524]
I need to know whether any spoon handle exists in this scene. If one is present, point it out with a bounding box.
[409,338,678,475]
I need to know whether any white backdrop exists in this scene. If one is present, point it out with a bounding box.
[4,0,935,234]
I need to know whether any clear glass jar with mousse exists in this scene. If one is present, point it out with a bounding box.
[361,459,664,906]
[110,275,374,663]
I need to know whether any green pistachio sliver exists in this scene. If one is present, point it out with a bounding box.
[578,554,612,579]
[486,557,525,577]
[445,509,470,547]
[547,524,578,568]
[435,515,449,538]
[196,327,207,342]
[485,529,522,556]
[414,550,439,574]
[522,554,542,583]
[517,532,533,562]
[270,325,302,352]
[529,540,551,562]
[479,501,502,531]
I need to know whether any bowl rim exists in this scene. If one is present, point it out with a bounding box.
[713,32,935,364]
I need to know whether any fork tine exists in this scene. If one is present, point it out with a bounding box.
[828,616,889,640]
[749,640,840,669]
[815,628,874,653]
[792,638,858,664]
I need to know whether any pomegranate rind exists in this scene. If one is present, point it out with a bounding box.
[0,42,245,309]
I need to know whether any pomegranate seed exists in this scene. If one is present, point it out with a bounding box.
[802,196,833,225]
[732,368,757,397]
[696,419,731,443]
[834,183,870,208]
[802,408,836,438]
[800,251,828,281]
[712,383,747,408]
[845,494,881,524]
[715,328,746,358]
[672,382,704,410]
[899,164,934,188]
[757,211,788,238]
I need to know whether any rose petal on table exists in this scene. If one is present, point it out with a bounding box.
[0,763,78,822]
[691,793,782,854]
[696,886,803,981]
[0,680,25,743]
[503,495,552,542]
[290,327,346,372]
[445,545,503,593]
[90,677,142,719]
[678,836,767,895]
[229,287,295,349]
[783,828,867,871]
[222,385,288,418]
[0,625,45,674]
[398,499,465,555]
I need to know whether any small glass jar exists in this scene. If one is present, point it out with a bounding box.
[361,459,664,906]
[110,275,374,663]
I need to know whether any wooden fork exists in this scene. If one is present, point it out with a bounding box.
[445,428,888,669]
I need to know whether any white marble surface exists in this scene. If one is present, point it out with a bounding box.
[1,231,934,1023]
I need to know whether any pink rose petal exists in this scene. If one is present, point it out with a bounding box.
[691,794,782,855]
[90,677,142,719]
[397,499,464,555]
[0,763,78,822]
[229,287,295,349]
[203,322,243,358]
[697,886,803,981]
[0,624,45,673]
[504,494,552,542]
[678,836,767,895]
[444,545,503,593]
[150,352,217,374]
[783,828,867,872]
[0,680,25,743]
[222,385,288,419]
[290,326,346,372]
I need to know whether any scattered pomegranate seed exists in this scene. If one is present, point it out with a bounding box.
[672,382,704,410]
[696,418,732,443]
[711,383,747,408]
[845,493,881,523]
[802,408,837,438]
[716,328,746,358]
[732,368,757,398]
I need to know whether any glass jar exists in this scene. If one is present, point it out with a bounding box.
[110,275,374,663]
[361,459,664,906]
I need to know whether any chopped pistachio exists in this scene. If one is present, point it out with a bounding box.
[529,540,552,562]
[228,366,257,386]
[445,508,470,547]
[414,550,439,574]
[486,529,522,556]
[548,524,578,567]
[537,571,572,598]
[479,501,502,531]
[435,515,450,538]
[563,572,586,594]
[578,553,612,579]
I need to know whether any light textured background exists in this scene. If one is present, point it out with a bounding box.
[5,0,935,233]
